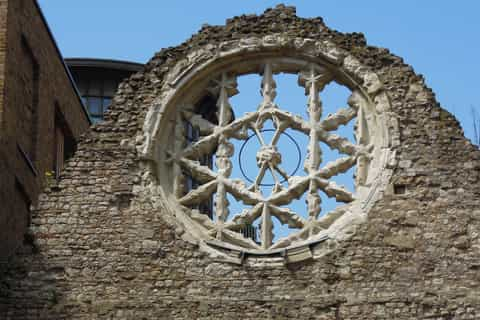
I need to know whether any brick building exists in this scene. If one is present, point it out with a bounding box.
[0,0,90,260]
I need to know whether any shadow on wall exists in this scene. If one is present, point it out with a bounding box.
[0,233,66,318]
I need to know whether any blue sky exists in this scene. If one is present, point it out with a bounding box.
[37,1,480,144]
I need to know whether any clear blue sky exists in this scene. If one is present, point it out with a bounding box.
[37,0,480,144]
[37,1,479,239]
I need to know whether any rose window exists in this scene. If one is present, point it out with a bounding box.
[163,58,383,255]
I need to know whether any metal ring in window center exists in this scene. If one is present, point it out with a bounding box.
[238,129,302,186]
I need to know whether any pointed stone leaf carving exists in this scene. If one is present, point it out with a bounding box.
[315,178,355,203]
[221,228,262,250]
[178,157,217,183]
[320,107,357,131]
[182,110,216,135]
[179,180,218,206]
[315,156,357,179]
[269,205,305,229]
[229,203,264,229]
[319,131,360,156]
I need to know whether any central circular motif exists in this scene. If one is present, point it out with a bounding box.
[256,145,281,168]
[238,129,301,186]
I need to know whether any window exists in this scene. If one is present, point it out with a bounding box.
[78,77,118,123]
[55,124,65,178]
[18,36,39,163]
[54,107,76,178]
[182,95,217,220]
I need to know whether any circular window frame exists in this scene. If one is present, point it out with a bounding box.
[140,35,398,264]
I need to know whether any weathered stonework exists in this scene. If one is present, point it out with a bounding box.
[142,34,397,261]
[1,5,480,319]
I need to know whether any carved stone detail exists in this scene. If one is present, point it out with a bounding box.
[142,34,397,259]
[166,59,376,252]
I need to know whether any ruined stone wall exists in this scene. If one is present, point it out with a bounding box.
[0,0,90,259]
[1,5,479,319]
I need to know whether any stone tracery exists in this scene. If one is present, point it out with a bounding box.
[169,59,376,253]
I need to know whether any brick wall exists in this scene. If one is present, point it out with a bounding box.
[0,0,90,260]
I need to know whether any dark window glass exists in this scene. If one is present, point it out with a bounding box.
[104,80,117,97]
[76,79,88,96]
[185,175,198,195]
[88,97,103,115]
[198,200,213,219]
[103,98,112,111]
[185,121,199,144]
[184,121,192,140]
[19,36,39,162]
[88,79,102,96]
[54,106,77,178]
[91,115,103,123]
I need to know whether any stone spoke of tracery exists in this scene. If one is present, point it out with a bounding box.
[178,157,217,183]
[210,73,237,239]
[318,131,360,156]
[182,109,216,135]
[224,179,264,205]
[222,202,305,241]
[315,155,357,180]
[299,65,332,220]
[268,205,305,228]
[174,157,219,218]
[181,111,256,160]
[228,203,264,230]
[252,63,280,248]
[318,107,357,132]
[179,180,218,206]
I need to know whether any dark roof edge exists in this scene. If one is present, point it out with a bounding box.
[33,0,92,124]
[65,58,145,72]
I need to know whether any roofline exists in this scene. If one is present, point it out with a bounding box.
[65,58,144,72]
[33,0,92,124]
